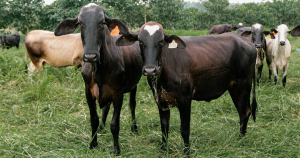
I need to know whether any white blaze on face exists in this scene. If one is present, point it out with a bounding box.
[84,3,98,8]
[238,23,243,26]
[144,25,160,36]
[253,23,262,30]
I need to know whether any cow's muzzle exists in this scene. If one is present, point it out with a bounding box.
[83,53,98,63]
[255,44,263,48]
[279,41,286,45]
[143,66,159,76]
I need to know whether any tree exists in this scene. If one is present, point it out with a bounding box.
[40,0,115,32]
[0,0,9,30]
[203,0,230,24]
[102,0,154,28]
[265,0,299,26]
[8,0,44,34]
[151,0,185,29]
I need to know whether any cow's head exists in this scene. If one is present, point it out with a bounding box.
[54,3,129,63]
[237,23,245,29]
[270,24,291,46]
[115,21,186,76]
[241,23,274,48]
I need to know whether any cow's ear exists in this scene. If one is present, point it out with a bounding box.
[55,18,79,36]
[105,15,129,35]
[268,29,278,39]
[264,31,275,39]
[231,27,238,31]
[164,34,186,49]
[290,25,300,37]
[116,33,138,46]
[241,31,252,37]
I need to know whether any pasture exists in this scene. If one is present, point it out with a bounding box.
[1,29,300,157]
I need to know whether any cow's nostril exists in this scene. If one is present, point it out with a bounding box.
[280,41,285,45]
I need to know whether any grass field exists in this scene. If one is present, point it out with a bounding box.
[1,29,300,157]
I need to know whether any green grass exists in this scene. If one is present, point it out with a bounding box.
[1,30,300,157]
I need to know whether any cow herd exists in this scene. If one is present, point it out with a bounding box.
[3,3,300,156]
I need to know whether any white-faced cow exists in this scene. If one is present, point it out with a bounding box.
[265,24,298,86]
[207,24,237,35]
[54,3,143,155]
[116,21,257,156]
[25,30,83,72]
[239,24,274,84]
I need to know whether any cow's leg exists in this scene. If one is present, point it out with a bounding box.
[81,63,99,148]
[98,103,111,133]
[85,87,99,148]
[272,63,279,85]
[256,64,263,84]
[111,92,124,155]
[178,100,192,156]
[267,60,272,82]
[282,63,289,87]
[229,80,251,136]
[129,87,138,133]
[158,107,170,151]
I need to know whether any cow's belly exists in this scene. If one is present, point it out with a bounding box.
[191,67,234,101]
[43,53,74,67]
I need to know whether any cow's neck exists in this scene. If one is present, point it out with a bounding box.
[100,27,124,67]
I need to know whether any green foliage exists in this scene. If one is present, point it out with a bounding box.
[8,0,44,34]
[203,0,230,24]
[0,0,9,29]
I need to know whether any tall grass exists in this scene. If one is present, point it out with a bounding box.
[0,30,300,157]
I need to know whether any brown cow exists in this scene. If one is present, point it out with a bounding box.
[208,24,237,34]
[25,30,83,72]
[54,3,143,155]
[117,21,257,156]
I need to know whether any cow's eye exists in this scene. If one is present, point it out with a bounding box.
[139,41,144,46]
[158,41,164,46]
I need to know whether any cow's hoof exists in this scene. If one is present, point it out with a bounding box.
[184,148,191,157]
[89,142,98,149]
[97,125,106,134]
[113,147,121,156]
[161,144,167,151]
[131,124,138,133]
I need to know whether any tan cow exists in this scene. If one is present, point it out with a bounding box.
[25,30,83,72]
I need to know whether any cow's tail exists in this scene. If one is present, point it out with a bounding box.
[251,66,257,122]
[25,46,28,73]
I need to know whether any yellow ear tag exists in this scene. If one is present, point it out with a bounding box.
[266,34,271,38]
[168,40,177,49]
[110,26,120,36]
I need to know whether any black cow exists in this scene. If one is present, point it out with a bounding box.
[239,24,274,84]
[1,32,20,49]
[54,3,143,155]
[116,21,257,156]
[207,24,237,34]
